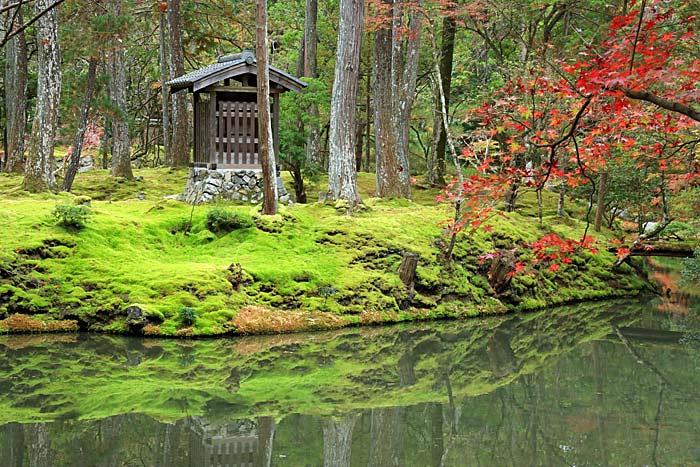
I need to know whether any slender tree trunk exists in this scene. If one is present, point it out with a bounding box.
[159,10,171,166]
[429,12,456,185]
[167,0,189,167]
[303,0,321,167]
[22,0,61,192]
[256,0,278,215]
[374,0,421,199]
[557,179,566,216]
[327,0,363,207]
[4,8,27,174]
[62,57,98,192]
[594,171,608,231]
[107,1,133,179]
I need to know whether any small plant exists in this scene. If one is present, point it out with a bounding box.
[206,207,253,234]
[179,306,197,325]
[53,204,92,229]
[318,285,338,305]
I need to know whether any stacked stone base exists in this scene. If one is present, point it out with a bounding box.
[182,168,291,205]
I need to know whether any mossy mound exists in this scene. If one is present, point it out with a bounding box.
[0,170,651,336]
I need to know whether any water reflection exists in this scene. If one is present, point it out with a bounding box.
[1,299,699,467]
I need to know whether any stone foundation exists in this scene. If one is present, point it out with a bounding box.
[182,168,292,205]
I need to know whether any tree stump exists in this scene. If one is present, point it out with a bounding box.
[488,250,516,294]
[398,252,418,307]
[227,263,243,291]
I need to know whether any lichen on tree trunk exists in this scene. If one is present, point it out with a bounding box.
[22,0,61,192]
[4,7,28,174]
[327,0,363,207]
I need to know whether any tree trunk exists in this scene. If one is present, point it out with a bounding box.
[323,415,357,467]
[304,0,321,168]
[26,423,49,467]
[4,7,27,174]
[368,408,405,467]
[255,416,277,467]
[594,171,608,231]
[22,0,61,192]
[557,179,566,216]
[167,0,189,167]
[374,0,421,199]
[1,423,24,467]
[327,0,363,207]
[256,0,278,215]
[429,12,456,185]
[159,10,171,166]
[62,57,98,192]
[107,1,133,180]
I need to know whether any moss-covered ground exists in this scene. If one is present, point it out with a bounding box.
[0,168,651,336]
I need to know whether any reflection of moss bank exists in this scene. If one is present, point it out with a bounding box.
[0,170,651,336]
[0,300,643,424]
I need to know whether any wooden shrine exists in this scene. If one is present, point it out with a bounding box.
[167,50,306,170]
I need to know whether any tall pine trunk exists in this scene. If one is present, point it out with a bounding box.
[303,0,321,168]
[108,0,133,179]
[373,0,421,199]
[327,0,363,207]
[62,57,98,192]
[167,0,189,167]
[4,8,27,174]
[22,0,61,192]
[256,0,278,215]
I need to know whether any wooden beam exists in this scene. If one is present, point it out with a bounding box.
[209,91,217,166]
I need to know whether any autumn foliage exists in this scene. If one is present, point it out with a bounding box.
[441,0,700,271]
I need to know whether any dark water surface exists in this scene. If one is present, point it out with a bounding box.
[1,295,699,467]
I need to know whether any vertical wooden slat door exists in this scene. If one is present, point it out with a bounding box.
[233,102,240,166]
[194,95,211,166]
[217,100,225,166]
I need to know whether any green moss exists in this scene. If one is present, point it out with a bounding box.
[0,169,655,336]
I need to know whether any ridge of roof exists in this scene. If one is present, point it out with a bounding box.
[166,53,306,93]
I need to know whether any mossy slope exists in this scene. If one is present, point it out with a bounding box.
[0,169,650,335]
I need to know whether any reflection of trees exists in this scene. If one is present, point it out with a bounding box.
[1,423,24,467]
[323,414,357,467]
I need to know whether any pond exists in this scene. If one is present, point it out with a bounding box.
[1,293,699,466]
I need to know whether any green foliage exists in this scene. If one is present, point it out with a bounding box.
[682,249,700,284]
[52,203,92,229]
[179,306,197,325]
[205,207,253,234]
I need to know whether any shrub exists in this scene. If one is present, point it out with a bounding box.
[53,204,92,229]
[682,248,700,284]
[179,306,197,325]
[206,207,253,234]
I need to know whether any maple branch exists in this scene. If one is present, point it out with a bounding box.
[534,97,592,149]
[618,87,700,123]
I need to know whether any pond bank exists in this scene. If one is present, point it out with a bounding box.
[0,169,653,336]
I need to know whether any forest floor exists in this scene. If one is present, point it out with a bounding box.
[0,168,653,336]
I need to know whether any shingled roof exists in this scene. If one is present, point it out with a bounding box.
[167,51,306,93]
